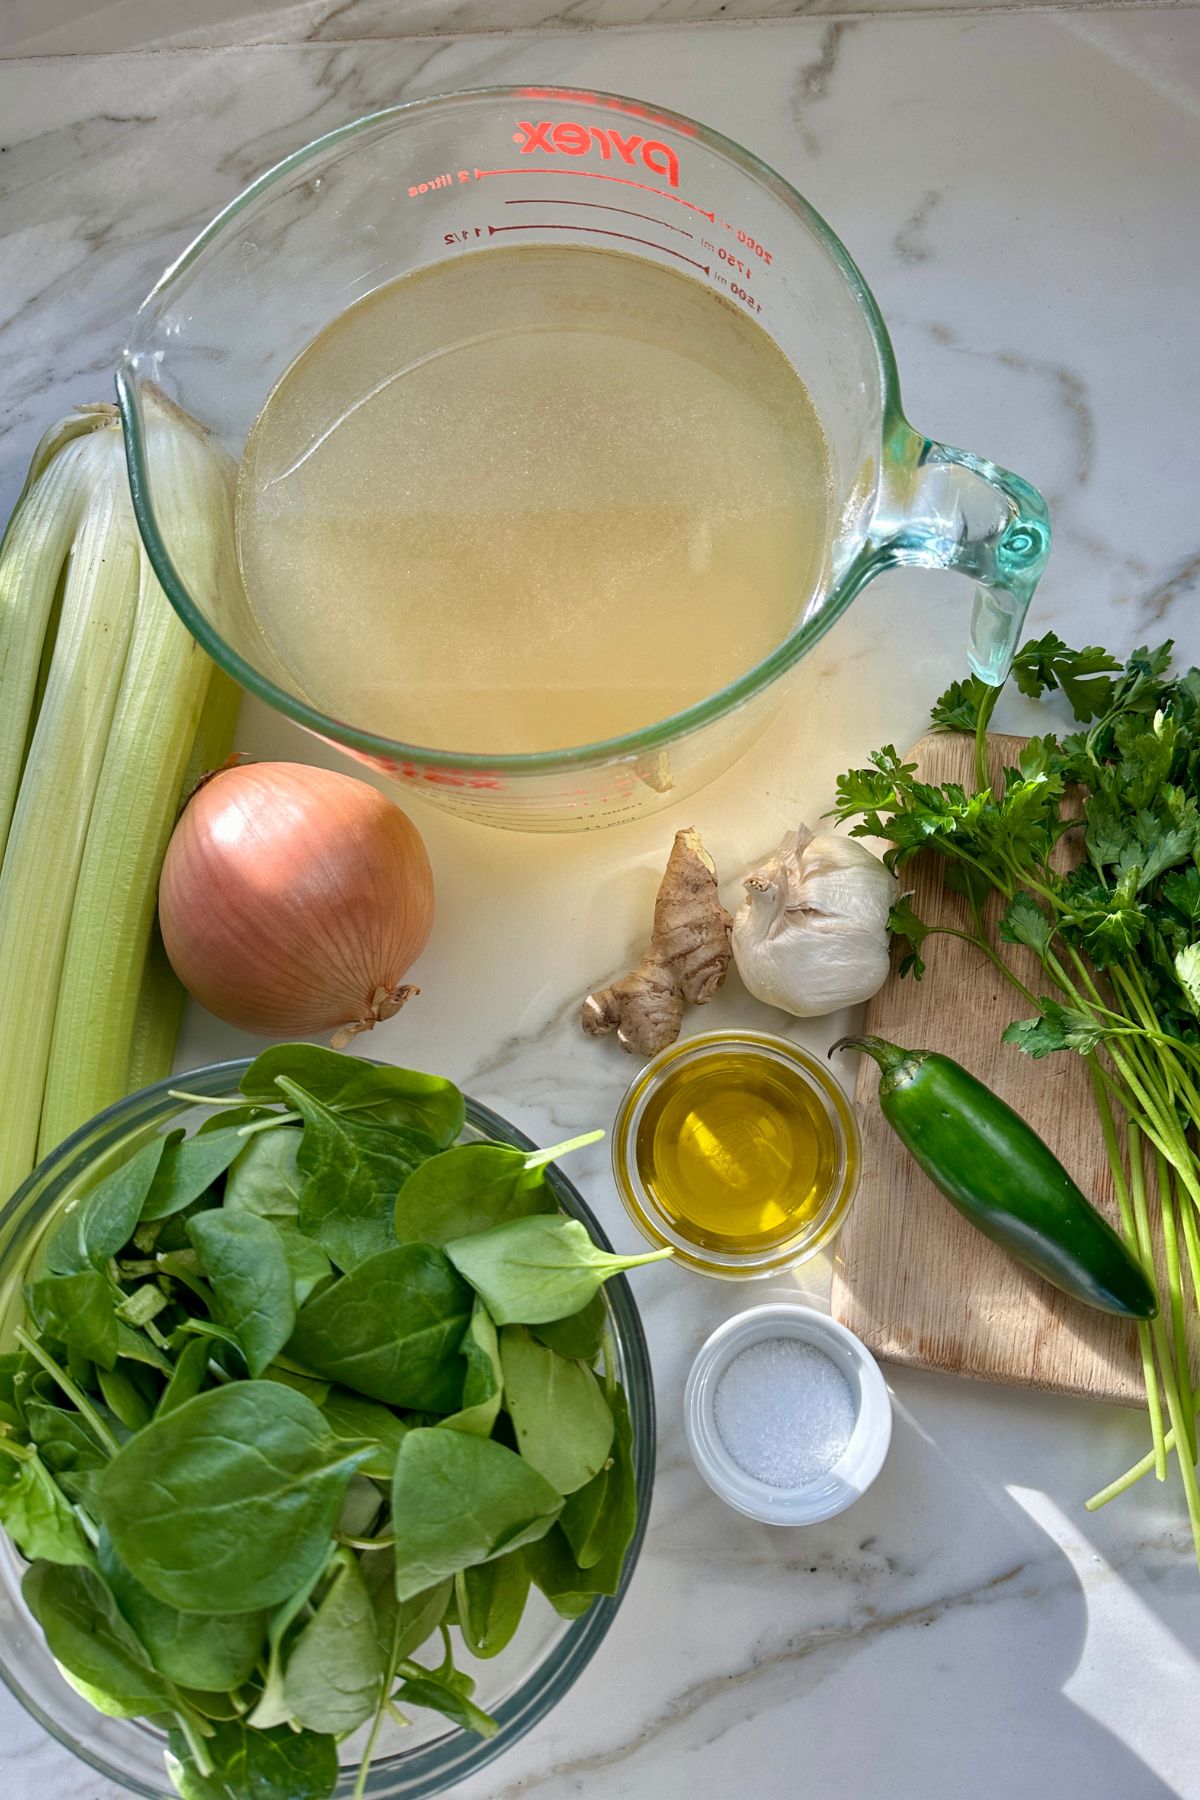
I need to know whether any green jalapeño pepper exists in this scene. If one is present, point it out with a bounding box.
[835,1036,1158,1321]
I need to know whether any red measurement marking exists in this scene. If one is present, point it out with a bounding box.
[487,221,709,274]
[474,166,715,222]
[504,197,694,238]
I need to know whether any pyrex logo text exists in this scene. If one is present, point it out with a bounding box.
[513,120,680,189]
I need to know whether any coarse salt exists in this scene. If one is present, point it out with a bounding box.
[713,1337,856,1488]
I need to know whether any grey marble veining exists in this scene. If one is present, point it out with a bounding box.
[2,9,1200,1799]
[2,0,1196,58]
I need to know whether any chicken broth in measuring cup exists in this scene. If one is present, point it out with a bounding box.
[235,245,832,756]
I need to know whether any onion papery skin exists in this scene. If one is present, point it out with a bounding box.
[158,762,434,1040]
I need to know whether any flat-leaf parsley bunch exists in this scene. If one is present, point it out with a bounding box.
[835,635,1200,1559]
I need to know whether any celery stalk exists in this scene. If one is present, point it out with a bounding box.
[126,926,186,1099]
[38,404,240,1151]
[125,660,241,1096]
[0,422,140,1197]
[0,417,108,857]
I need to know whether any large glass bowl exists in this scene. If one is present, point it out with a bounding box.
[0,1061,655,1799]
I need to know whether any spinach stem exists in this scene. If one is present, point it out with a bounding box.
[171,1701,215,1777]
[13,1328,120,1456]
[236,1111,301,1139]
[523,1129,605,1171]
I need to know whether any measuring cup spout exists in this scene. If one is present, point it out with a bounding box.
[873,428,1051,684]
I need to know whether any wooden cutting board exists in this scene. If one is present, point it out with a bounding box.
[831,730,1193,1407]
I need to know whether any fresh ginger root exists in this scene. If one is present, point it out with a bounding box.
[582,828,732,1055]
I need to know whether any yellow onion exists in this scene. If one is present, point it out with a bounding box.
[158,761,434,1044]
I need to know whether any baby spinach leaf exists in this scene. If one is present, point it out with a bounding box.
[98,1364,155,1433]
[319,1391,409,1481]
[241,1046,465,1147]
[188,1210,296,1379]
[445,1215,670,1325]
[393,1142,556,1247]
[558,1463,609,1570]
[98,1382,370,1614]
[520,1528,600,1619]
[141,1128,247,1223]
[361,1551,448,1658]
[278,1079,436,1273]
[0,1350,29,1429]
[454,1552,529,1660]
[276,1229,332,1308]
[499,1326,613,1495]
[26,1271,119,1370]
[0,1448,93,1565]
[395,1668,498,1739]
[248,1561,330,1730]
[389,1428,561,1601]
[178,1687,248,1721]
[287,1245,471,1411]
[97,1528,267,1691]
[337,1472,383,1541]
[166,1719,338,1800]
[526,1385,637,1608]
[156,1337,211,1418]
[197,1106,271,1135]
[530,1291,607,1361]
[264,1367,330,1406]
[281,1552,382,1735]
[438,1298,502,1438]
[45,1137,166,1275]
[25,1400,108,1494]
[23,1561,173,1715]
[224,1129,303,1223]
[114,1321,174,1373]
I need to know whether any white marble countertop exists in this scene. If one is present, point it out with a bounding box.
[3,9,1200,1798]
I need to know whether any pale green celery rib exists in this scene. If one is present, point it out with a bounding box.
[39,404,242,1152]
[0,427,100,860]
[124,657,241,1097]
[126,926,187,1100]
[0,425,141,1200]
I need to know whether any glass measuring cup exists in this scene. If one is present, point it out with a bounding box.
[118,86,1050,832]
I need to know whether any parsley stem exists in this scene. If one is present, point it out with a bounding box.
[1091,1067,1166,1481]
[973,684,1002,793]
[1086,1406,1200,1507]
[964,895,1040,1009]
[1129,1122,1200,1558]
[1158,1149,1197,1464]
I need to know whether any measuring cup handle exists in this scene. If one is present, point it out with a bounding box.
[875,430,1051,684]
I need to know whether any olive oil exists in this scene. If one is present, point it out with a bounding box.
[634,1045,841,1255]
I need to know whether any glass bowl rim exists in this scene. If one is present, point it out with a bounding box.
[611,1028,861,1278]
[116,81,904,778]
[0,1057,656,1799]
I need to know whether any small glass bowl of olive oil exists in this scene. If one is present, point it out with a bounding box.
[612,1030,859,1278]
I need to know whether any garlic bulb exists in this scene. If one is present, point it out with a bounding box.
[731,826,895,1017]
